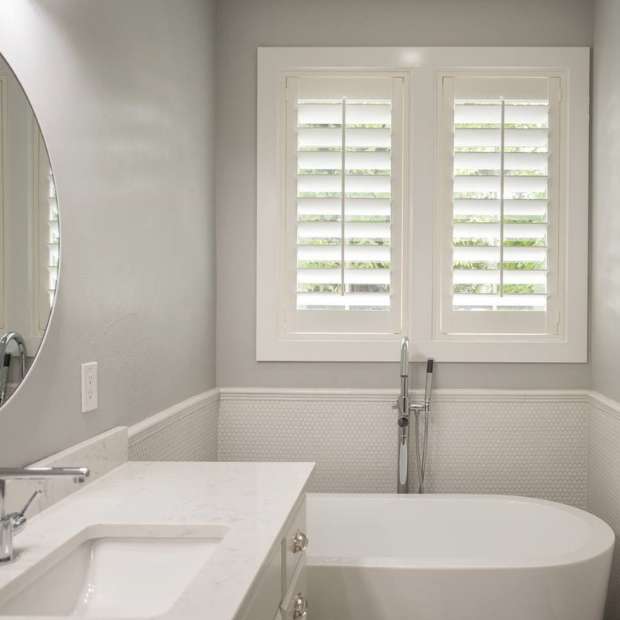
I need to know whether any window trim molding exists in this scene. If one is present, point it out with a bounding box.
[257,47,589,363]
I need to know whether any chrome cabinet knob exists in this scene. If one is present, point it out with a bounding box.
[291,530,309,553]
[293,593,308,618]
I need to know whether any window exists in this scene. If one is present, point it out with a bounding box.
[439,76,560,336]
[285,75,405,336]
[257,48,589,362]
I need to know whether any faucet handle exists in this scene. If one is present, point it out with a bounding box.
[18,490,41,518]
[11,490,41,531]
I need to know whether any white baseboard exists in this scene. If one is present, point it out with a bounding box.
[220,387,590,402]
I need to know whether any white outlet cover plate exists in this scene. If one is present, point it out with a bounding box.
[81,362,98,413]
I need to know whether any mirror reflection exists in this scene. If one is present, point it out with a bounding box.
[0,55,59,406]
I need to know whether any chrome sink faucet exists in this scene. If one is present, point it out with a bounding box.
[0,466,89,563]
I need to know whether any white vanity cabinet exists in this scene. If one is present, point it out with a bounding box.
[237,498,309,620]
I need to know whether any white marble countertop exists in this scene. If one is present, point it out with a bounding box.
[0,461,315,620]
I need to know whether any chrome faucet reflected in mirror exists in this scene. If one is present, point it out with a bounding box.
[0,332,27,405]
[394,337,434,494]
[0,467,89,563]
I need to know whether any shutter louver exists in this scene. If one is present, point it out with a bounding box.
[296,95,392,311]
[452,97,549,311]
[47,170,59,308]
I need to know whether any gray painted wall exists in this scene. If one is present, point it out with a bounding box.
[215,0,594,388]
[592,0,620,403]
[0,0,216,465]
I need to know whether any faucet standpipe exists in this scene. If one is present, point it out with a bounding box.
[394,337,434,494]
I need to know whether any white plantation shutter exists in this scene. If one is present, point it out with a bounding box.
[439,76,561,335]
[285,75,405,334]
[45,170,59,312]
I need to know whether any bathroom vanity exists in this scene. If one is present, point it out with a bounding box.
[0,461,314,620]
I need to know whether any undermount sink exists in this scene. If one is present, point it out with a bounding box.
[0,525,228,618]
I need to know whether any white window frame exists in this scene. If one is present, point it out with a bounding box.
[257,47,589,363]
[257,50,411,361]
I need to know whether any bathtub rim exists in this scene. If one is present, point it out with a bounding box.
[306,492,615,571]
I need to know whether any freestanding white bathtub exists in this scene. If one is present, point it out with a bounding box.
[306,494,614,620]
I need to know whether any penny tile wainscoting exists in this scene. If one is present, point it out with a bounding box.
[128,389,219,461]
[218,389,589,504]
[118,386,615,512]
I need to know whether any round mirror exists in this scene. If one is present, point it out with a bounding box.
[0,55,59,406]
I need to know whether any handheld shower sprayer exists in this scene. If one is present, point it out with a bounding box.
[424,359,434,407]
[415,358,434,493]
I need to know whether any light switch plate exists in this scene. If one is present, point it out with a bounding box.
[81,362,98,413]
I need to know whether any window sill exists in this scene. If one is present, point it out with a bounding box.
[257,334,587,363]
[256,335,404,362]
[410,336,587,363]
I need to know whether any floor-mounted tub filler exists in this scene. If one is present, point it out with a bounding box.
[306,493,614,620]
[395,337,434,494]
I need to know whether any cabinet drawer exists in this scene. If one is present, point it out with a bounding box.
[280,557,307,620]
[283,499,308,592]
